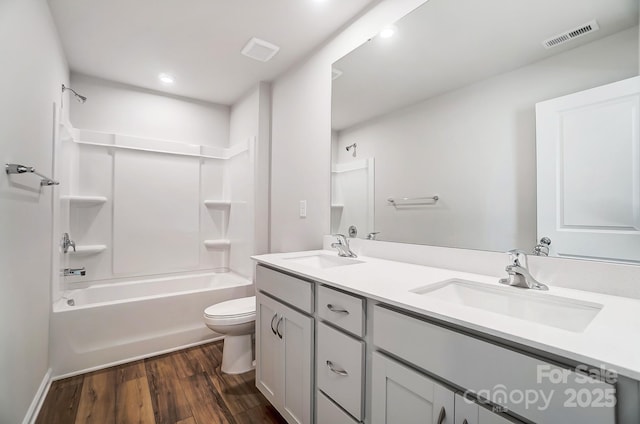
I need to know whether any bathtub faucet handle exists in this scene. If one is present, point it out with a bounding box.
[61,232,76,253]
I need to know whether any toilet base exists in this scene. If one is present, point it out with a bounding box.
[221,334,254,374]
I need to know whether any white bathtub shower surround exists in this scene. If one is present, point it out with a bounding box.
[50,271,253,377]
[57,125,255,287]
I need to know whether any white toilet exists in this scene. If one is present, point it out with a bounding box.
[203,296,256,374]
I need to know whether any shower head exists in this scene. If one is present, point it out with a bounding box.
[61,84,87,104]
[345,143,357,157]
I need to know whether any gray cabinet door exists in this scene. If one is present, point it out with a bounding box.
[454,393,478,424]
[256,293,282,407]
[280,300,314,424]
[455,393,520,424]
[256,293,314,424]
[372,352,454,424]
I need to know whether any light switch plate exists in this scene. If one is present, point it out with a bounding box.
[299,200,307,218]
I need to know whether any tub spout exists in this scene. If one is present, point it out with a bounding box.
[63,267,86,277]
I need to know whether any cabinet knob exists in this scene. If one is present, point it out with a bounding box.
[462,420,468,424]
[326,304,349,314]
[437,406,446,424]
[326,360,348,376]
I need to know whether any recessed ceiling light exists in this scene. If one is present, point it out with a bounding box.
[379,25,397,39]
[158,73,175,84]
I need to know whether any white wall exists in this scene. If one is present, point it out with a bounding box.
[70,73,229,147]
[228,83,272,277]
[335,27,639,251]
[270,0,428,252]
[0,0,68,422]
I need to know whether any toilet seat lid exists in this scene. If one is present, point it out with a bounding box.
[204,296,256,318]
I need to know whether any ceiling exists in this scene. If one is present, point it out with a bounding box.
[48,0,377,105]
[332,0,639,131]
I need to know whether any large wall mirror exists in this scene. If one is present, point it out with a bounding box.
[331,0,640,263]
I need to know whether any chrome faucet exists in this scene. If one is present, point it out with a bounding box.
[61,232,76,253]
[331,234,357,258]
[533,237,551,256]
[499,249,548,291]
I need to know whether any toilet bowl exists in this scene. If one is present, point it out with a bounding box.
[203,295,256,374]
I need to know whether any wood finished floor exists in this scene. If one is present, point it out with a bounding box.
[36,341,287,424]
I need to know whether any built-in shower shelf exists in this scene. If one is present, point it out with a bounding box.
[61,195,108,207]
[204,239,231,249]
[204,200,231,208]
[69,245,107,256]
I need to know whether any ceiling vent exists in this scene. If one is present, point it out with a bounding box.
[241,37,280,62]
[542,20,600,49]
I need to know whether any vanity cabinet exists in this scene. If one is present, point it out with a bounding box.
[256,266,314,424]
[317,285,365,337]
[372,352,454,424]
[372,352,519,424]
[454,394,516,424]
[317,391,360,424]
[254,262,625,424]
[316,322,364,420]
[316,285,366,422]
[372,305,615,424]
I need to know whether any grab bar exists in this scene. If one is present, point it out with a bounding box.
[5,163,59,186]
[387,195,438,206]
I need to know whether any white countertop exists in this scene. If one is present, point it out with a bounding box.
[252,250,640,381]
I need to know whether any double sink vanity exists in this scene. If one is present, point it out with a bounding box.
[252,247,640,424]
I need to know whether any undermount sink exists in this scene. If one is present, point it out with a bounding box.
[283,254,363,269]
[412,279,603,332]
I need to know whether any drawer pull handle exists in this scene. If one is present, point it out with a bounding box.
[436,406,446,424]
[327,304,349,314]
[270,314,278,336]
[326,360,348,376]
[276,316,284,339]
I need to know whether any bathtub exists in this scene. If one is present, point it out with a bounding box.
[50,271,254,377]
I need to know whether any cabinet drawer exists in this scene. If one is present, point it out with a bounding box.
[317,285,365,337]
[256,265,313,313]
[373,305,615,424]
[317,322,364,420]
[317,390,360,424]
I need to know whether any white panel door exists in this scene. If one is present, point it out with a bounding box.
[537,76,640,262]
[372,352,454,424]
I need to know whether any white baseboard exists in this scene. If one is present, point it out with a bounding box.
[22,368,52,424]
